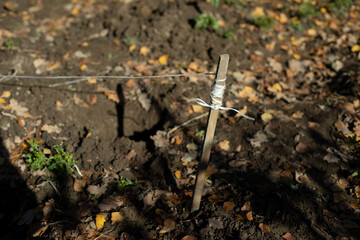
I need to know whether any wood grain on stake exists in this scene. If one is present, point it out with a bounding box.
[191,54,229,212]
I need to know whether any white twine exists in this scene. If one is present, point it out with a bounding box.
[195,78,255,121]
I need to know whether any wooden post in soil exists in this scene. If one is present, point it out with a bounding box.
[191,54,229,212]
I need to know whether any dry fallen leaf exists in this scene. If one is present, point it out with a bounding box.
[150,131,169,148]
[292,111,304,119]
[160,219,176,234]
[223,201,235,212]
[218,140,230,151]
[139,46,150,56]
[181,236,198,240]
[87,184,107,196]
[158,54,169,65]
[88,94,97,105]
[96,214,106,230]
[252,7,265,18]
[41,124,61,134]
[249,131,268,148]
[74,94,89,108]
[9,99,28,116]
[259,223,271,233]
[98,194,124,212]
[1,91,11,98]
[192,104,204,113]
[282,232,296,240]
[111,212,124,224]
[261,112,273,124]
[74,178,87,192]
[174,170,181,179]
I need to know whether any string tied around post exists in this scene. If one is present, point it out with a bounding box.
[195,78,255,121]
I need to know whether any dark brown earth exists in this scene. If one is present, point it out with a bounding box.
[0,0,359,239]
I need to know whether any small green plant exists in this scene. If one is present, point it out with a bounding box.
[252,16,274,29]
[210,0,220,7]
[328,0,352,14]
[48,143,77,175]
[223,29,237,42]
[118,176,142,192]
[299,1,318,17]
[24,139,76,175]
[25,139,48,172]
[194,14,220,30]
[123,36,137,46]
[195,129,205,137]
[3,40,18,49]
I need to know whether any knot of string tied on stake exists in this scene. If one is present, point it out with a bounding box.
[194,78,255,121]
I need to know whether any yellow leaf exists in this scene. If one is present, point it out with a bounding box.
[218,140,230,151]
[174,170,181,179]
[129,44,136,52]
[278,13,288,24]
[252,7,265,18]
[272,83,282,92]
[292,111,303,119]
[217,19,225,27]
[80,64,87,71]
[96,214,106,230]
[307,28,317,37]
[261,112,273,123]
[320,7,327,13]
[188,62,198,71]
[192,105,204,113]
[87,78,97,84]
[351,203,360,210]
[293,54,301,60]
[1,91,11,98]
[244,86,254,93]
[111,212,124,224]
[71,8,79,15]
[259,223,271,233]
[0,98,6,104]
[139,46,150,56]
[158,54,169,65]
[351,45,360,52]
[81,42,89,47]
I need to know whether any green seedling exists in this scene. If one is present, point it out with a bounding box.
[194,14,220,30]
[210,0,220,7]
[298,1,318,18]
[351,171,358,177]
[3,40,18,49]
[329,0,353,14]
[123,36,137,46]
[252,16,274,29]
[24,139,77,176]
[223,29,237,42]
[195,130,205,137]
[118,176,142,192]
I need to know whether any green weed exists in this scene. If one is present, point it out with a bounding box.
[3,40,18,49]
[24,139,77,175]
[210,0,220,7]
[123,36,137,46]
[223,29,237,42]
[194,14,220,30]
[118,176,142,192]
[329,0,353,14]
[252,16,274,29]
[195,130,205,137]
[299,1,318,17]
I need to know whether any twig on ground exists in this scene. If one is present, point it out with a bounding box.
[48,180,60,196]
[74,164,83,177]
[167,113,208,139]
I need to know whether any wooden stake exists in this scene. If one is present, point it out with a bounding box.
[191,54,229,212]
